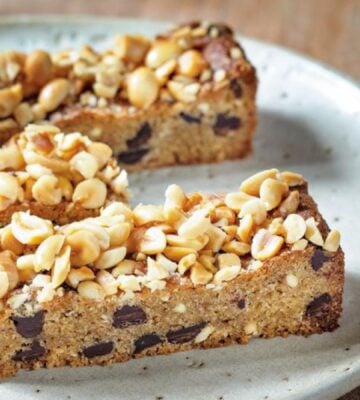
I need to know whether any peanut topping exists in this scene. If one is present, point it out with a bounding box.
[240,169,279,196]
[283,214,306,244]
[38,78,70,112]
[251,229,284,260]
[127,67,160,108]
[323,230,340,252]
[305,217,324,246]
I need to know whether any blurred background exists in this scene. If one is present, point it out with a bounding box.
[0,0,358,79]
[0,1,358,399]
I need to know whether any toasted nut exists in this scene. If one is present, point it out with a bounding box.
[166,234,208,251]
[285,273,298,288]
[217,253,241,269]
[155,59,177,85]
[102,201,133,222]
[167,80,200,102]
[66,230,100,266]
[224,191,255,212]
[237,214,254,243]
[146,40,181,69]
[32,103,46,121]
[32,175,62,206]
[213,265,240,284]
[291,238,308,251]
[110,169,128,195]
[0,172,20,210]
[133,204,165,225]
[267,217,285,236]
[16,254,35,271]
[127,67,159,108]
[156,253,177,273]
[0,226,24,255]
[87,142,112,169]
[139,227,166,255]
[164,184,186,211]
[206,224,227,252]
[212,206,236,225]
[260,178,288,210]
[163,246,196,262]
[66,266,95,288]
[178,210,210,239]
[70,151,99,179]
[174,303,186,313]
[117,274,141,292]
[11,212,53,245]
[39,78,70,112]
[114,34,150,63]
[0,143,24,170]
[72,178,107,209]
[240,169,279,196]
[283,214,306,244]
[177,50,207,77]
[278,171,305,187]
[112,259,139,277]
[223,225,237,239]
[78,280,105,300]
[0,84,23,118]
[24,50,53,87]
[26,164,53,179]
[0,250,18,290]
[190,262,213,285]
[51,245,71,288]
[57,176,73,200]
[107,222,131,247]
[94,246,126,269]
[178,253,196,275]
[13,102,33,127]
[222,240,251,256]
[146,257,170,280]
[0,271,9,299]
[34,234,65,272]
[323,230,340,252]
[239,198,267,225]
[244,321,258,335]
[37,283,56,303]
[251,229,284,260]
[279,190,300,217]
[96,270,118,295]
[305,217,324,246]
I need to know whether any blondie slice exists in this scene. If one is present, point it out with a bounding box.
[0,21,257,170]
[0,169,343,377]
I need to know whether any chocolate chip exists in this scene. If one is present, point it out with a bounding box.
[11,311,45,338]
[83,341,114,358]
[311,249,330,271]
[113,305,147,328]
[179,112,201,124]
[126,122,152,149]
[12,341,46,362]
[230,79,243,98]
[166,322,206,344]
[134,333,162,354]
[306,293,332,317]
[214,113,241,136]
[238,299,246,309]
[117,149,149,164]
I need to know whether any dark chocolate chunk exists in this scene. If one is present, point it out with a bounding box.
[83,341,114,358]
[134,333,162,354]
[11,311,45,338]
[311,249,330,271]
[203,37,234,71]
[12,341,46,362]
[214,113,241,136]
[230,79,243,98]
[117,148,149,164]
[238,299,246,309]
[306,293,332,317]
[113,305,147,328]
[179,112,202,124]
[126,122,152,149]
[166,322,206,344]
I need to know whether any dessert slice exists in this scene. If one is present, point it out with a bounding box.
[0,169,343,378]
[0,123,128,226]
[0,21,257,171]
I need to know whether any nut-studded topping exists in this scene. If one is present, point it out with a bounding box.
[32,175,62,206]
[323,230,340,252]
[70,151,99,179]
[239,198,267,225]
[259,178,288,210]
[278,171,305,187]
[11,212,53,245]
[78,280,105,300]
[34,234,65,272]
[217,253,241,269]
[178,210,210,239]
[190,262,213,285]
[240,169,279,196]
[251,229,284,260]
[51,245,71,287]
[38,78,70,112]
[0,251,18,291]
[139,227,167,255]
[94,247,127,270]
[283,214,306,244]
[24,50,53,87]
[0,84,23,118]
[114,35,150,64]
[72,178,107,209]
[0,172,20,211]
[224,191,254,212]
[213,265,240,284]
[177,50,207,77]
[305,217,324,246]
[145,40,181,69]
[127,67,160,108]
[66,230,100,266]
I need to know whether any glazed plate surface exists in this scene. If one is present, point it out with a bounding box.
[0,16,359,400]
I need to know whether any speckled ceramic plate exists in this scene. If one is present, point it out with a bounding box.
[0,15,359,400]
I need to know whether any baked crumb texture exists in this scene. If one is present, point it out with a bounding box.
[0,168,343,377]
[0,124,129,225]
[0,21,257,171]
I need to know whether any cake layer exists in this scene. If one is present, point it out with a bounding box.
[0,22,257,170]
[0,169,344,377]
